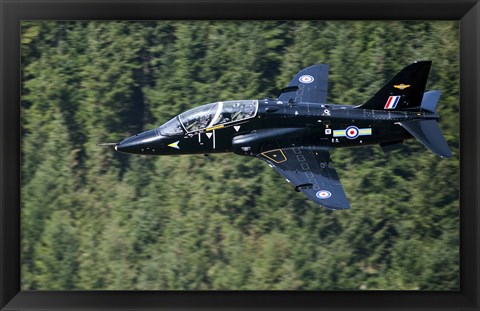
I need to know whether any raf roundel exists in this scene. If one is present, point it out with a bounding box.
[345,126,360,139]
[316,190,332,199]
[299,75,314,84]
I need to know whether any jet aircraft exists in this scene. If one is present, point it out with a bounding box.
[109,61,452,210]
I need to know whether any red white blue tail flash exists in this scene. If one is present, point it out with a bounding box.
[384,96,401,109]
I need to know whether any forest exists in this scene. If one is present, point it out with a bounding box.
[20,21,459,290]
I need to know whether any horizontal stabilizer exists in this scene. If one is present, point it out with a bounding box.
[399,120,452,158]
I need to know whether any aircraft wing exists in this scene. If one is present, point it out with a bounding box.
[277,64,328,104]
[257,146,350,210]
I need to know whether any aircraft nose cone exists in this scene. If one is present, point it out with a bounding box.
[116,129,160,154]
[116,136,138,153]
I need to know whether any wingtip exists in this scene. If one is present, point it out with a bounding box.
[329,206,351,211]
[320,202,351,211]
[440,151,453,158]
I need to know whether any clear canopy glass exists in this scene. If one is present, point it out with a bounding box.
[179,102,219,133]
[179,100,258,133]
[158,100,258,136]
[158,117,184,136]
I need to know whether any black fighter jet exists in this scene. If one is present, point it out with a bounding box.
[110,61,452,210]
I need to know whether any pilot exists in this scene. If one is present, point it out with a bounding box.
[244,103,255,116]
[232,111,243,121]
[198,116,209,129]
[219,114,231,124]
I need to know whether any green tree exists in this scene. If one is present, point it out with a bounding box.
[33,210,79,289]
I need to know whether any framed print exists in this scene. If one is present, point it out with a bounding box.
[1,0,479,310]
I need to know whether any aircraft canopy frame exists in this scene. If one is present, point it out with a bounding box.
[178,100,258,133]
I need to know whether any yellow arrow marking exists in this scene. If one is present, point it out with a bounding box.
[168,141,180,149]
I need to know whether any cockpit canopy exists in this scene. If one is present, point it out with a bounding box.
[158,100,258,136]
[158,117,184,136]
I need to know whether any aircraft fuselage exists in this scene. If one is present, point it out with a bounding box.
[116,99,438,157]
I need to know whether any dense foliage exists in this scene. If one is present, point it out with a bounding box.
[20,21,459,290]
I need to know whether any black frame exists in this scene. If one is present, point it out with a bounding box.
[1,0,479,310]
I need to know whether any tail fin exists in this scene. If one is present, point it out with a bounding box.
[399,120,452,158]
[357,61,431,111]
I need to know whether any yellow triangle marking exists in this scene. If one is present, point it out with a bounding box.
[168,141,180,149]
